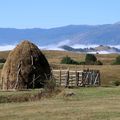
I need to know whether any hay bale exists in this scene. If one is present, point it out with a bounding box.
[0,40,51,90]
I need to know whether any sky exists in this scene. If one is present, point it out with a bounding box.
[0,0,120,28]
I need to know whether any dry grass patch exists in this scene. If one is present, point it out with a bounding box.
[42,50,118,65]
[0,50,118,65]
[0,50,120,86]
[0,51,9,59]
[0,87,120,120]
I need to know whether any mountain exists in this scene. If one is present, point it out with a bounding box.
[0,25,95,45]
[60,45,120,53]
[71,24,120,45]
[0,23,120,45]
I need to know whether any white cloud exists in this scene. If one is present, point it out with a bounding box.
[72,44,98,49]
[88,51,116,54]
[39,39,71,50]
[57,39,71,46]
[0,41,120,55]
[110,45,120,49]
[39,44,63,51]
[0,45,15,51]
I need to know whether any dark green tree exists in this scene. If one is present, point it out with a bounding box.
[85,54,97,65]
[112,55,120,65]
[61,56,79,65]
[0,58,6,63]
[95,60,103,65]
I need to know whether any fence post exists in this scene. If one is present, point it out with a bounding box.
[60,70,61,86]
[92,70,95,85]
[76,71,79,86]
[6,79,8,90]
[82,71,85,87]
[87,69,90,86]
[98,71,101,86]
[65,70,69,87]
[1,78,3,90]
[33,74,35,89]
[93,70,100,86]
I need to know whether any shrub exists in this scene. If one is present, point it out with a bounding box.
[85,54,97,64]
[116,56,120,63]
[44,78,56,93]
[95,60,103,65]
[61,55,103,65]
[79,61,86,65]
[85,54,102,65]
[112,80,120,86]
[61,56,79,65]
[0,58,6,63]
[112,55,120,65]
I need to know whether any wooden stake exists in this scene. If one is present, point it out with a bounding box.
[76,72,79,86]
[60,69,61,86]
[65,70,69,87]
[15,62,21,89]
[33,74,35,89]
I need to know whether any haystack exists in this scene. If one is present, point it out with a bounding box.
[0,40,51,90]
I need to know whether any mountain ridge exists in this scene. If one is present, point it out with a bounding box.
[60,45,120,53]
[0,24,120,45]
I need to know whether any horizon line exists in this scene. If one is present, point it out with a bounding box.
[0,22,118,29]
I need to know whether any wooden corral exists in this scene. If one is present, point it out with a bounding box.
[52,69,100,87]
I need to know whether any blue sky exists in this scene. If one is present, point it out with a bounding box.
[0,0,120,28]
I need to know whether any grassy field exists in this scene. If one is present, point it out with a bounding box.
[0,50,120,86]
[0,87,120,120]
[43,51,120,86]
[0,50,118,64]
[43,50,118,65]
[0,51,120,120]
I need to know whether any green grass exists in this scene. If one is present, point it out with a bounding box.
[0,87,120,120]
[0,49,120,120]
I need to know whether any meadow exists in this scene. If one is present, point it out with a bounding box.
[0,50,118,65]
[0,87,120,120]
[0,50,120,120]
[0,50,119,86]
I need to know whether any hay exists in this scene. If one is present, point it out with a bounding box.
[0,40,51,90]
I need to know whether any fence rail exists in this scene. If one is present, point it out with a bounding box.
[52,69,100,87]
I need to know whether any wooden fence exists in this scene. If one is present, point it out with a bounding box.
[52,69,100,87]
